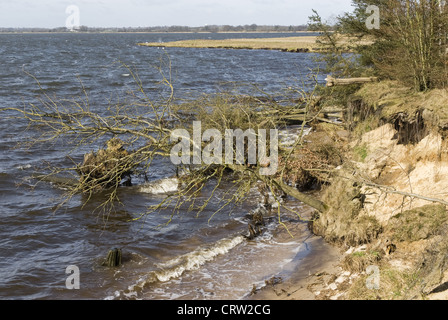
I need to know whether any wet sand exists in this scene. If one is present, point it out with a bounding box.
[247,234,342,300]
[241,204,343,301]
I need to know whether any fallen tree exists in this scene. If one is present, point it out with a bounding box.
[6,63,446,253]
[5,63,341,224]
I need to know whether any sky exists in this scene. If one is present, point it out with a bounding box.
[0,0,354,28]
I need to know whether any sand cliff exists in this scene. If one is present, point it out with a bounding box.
[251,82,448,300]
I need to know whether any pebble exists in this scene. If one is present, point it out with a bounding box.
[329,283,338,290]
[330,292,343,300]
[335,275,346,284]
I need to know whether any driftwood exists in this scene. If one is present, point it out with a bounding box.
[277,112,345,126]
[260,105,345,126]
[326,75,378,87]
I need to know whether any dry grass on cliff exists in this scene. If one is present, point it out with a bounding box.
[386,204,448,242]
[311,177,383,247]
[355,81,448,128]
[346,266,420,300]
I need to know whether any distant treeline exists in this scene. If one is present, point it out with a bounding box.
[0,24,310,33]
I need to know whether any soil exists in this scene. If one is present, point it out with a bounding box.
[248,120,448,300]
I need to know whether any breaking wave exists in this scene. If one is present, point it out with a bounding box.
[139,177,179,194]
[109,235,244,299]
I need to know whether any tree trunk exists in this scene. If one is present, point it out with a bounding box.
[326,75,378,87]
[229,164,329,213]
[103,248,122,267]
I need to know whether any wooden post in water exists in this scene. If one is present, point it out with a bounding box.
[103,248,122,267]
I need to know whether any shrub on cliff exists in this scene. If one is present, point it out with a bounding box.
[311,0,448,92]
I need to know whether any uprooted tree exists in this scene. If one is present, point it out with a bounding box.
[4,60,338,227]
[5,56,448,247]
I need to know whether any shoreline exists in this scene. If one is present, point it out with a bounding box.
[137,36,321,53]
[261,81,448,300]
[247,233,342,300]
[0,31,318,35]
[242,123,348,300]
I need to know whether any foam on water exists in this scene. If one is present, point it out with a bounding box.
[139,177,179,194]
[153,235,245,282]
[106,208,312,300]
[109,234,245,299]
[279,126,312,148]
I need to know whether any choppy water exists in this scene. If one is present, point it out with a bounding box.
[0,32,322,300]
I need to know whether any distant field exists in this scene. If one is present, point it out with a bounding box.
[137,36,321,52]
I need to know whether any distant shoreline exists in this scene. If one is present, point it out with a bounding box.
[137,36,322,53]
[0,31,319,35]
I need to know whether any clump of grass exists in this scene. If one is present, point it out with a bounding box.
[345,215,383,247]
[355,81,412,110]
[278,139,344,191]
[342,250,382,273]
[349,206,448,299]
[413,226,448,296]
[353,143,368,162]
[312,177,383,246]
[346,267,420,300]
[387,204,448,242]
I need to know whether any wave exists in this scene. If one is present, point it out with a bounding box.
[279,126,312,148]
[153,235,245,282]
[110,234,244,299]
[16,164,32,170]
[139,177,179,194]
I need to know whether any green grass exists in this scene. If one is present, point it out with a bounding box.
[353,144,368,162]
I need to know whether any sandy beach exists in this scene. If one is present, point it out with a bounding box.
[248,234,342,300]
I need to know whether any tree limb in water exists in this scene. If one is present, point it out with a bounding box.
[5,58,335,223]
